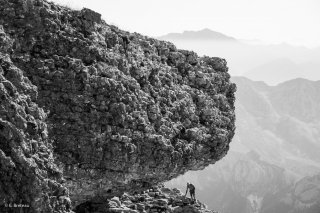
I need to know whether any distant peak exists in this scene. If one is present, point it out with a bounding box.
[159,28,236,41]
[277,78,316,87]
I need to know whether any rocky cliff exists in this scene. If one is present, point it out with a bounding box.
[0,0,236,212]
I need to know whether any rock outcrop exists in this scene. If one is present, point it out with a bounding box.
[76,185,217,213]
[0,0,236,212]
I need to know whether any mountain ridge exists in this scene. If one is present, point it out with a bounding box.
[157,29,320,82]
[243,58,320,85]
[158,28,236,41]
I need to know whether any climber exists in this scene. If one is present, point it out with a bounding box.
[185,182,196,201]
[122,35,130,53]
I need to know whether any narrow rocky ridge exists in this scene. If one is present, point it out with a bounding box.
[0,0,236,212]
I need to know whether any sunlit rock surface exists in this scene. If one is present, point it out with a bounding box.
[0,0,236,212]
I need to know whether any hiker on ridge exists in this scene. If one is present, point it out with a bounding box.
[185,182,196,201]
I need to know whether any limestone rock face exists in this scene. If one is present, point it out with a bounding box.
[0,0,236,211]
[75,185,218,213]
[0,27,70,212]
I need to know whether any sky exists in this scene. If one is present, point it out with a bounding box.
[50,0,320,48]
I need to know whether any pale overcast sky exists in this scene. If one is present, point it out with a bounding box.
[50,0,320,47]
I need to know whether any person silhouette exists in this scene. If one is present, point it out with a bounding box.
[185,182,196,201]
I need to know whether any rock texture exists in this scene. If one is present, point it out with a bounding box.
[76,185,217,213]
[0,28,70,212]
[0,0,236,212]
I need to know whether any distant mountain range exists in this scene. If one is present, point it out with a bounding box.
[167,77,320,213]
[158,28,236,41]
[244,58,320,85]
[158,29,320,84]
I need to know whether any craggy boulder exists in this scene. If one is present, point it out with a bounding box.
[0,0,236,211]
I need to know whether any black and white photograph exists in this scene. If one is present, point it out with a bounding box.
[0,0,319,212]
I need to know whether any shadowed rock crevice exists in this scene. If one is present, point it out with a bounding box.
[0,0,236,212]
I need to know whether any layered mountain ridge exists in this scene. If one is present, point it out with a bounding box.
[159,28,320,82]
[0,0,236,212]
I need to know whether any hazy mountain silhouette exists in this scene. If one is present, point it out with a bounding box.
[244,58,320,85]
[158,28,236,41]
[159,29,320,84]
[167,77,320,213]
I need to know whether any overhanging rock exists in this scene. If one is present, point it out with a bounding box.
[0,0,236,211]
